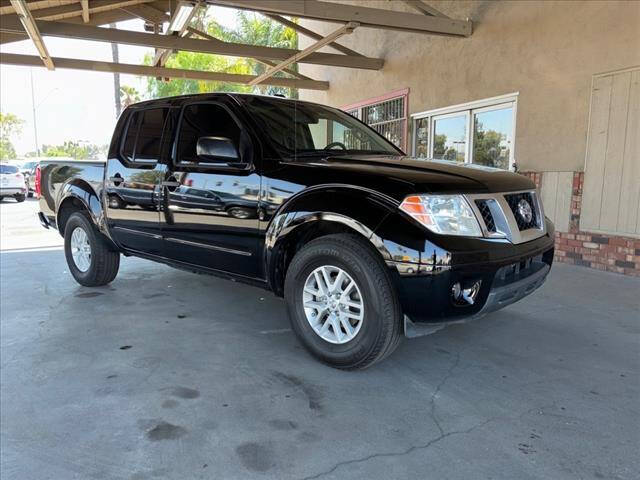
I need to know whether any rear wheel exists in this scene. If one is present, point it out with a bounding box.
[107,194,125,209]
[64,212,120,286]
[14,194,25,202]
[227,206,253,219]
[284,234,402,370]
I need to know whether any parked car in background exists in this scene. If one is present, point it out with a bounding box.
[37,93,555,370]
[0,164,27,202]
[20,161,39,197]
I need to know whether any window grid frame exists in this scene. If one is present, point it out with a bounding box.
[411,93,519,171]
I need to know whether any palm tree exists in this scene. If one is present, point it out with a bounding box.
[110,23,121,118]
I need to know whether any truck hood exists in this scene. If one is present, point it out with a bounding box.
[285,154,534,198]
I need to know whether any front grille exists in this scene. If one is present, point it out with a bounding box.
[504,192,539,231]
[475,200,496,232]
[466,190,545,244]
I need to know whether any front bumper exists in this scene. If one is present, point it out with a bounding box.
[389,227,555,334]
[404,259,550,337]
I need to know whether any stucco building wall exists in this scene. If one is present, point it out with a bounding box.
[298,0,640,173]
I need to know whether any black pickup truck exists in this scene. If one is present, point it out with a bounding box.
[38,93,554,369]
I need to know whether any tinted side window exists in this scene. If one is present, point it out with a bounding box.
[176,104,242,165]
[120,108,169,165]
[136,109,168,163]
[121,112,140,162]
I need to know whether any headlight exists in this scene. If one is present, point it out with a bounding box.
[399,194,482,237]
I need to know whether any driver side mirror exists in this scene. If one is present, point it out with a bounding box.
[196,136,239,162]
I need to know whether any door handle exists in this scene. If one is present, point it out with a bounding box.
[109,175,124,185]
[161,181,181,188]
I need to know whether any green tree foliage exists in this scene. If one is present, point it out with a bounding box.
[41,141,107,159]
[0,112,24,160]
[120,85,141,108]
[433,134,446,158]
[144,11,298,99]
[144,51,252,98]
[473,123,507,168]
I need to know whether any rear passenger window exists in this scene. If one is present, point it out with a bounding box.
[136,109,166,162]
[176,103,242,165]
[121,112,140,162]
[120,108,169,166]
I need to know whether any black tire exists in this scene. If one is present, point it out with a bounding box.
[64,212,120,287]
[107,194,125,209]
[14,194,25,202]
[227,206,254,219]
[284,234,402,370]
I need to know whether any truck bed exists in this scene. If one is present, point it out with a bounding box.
[39,159,106,224]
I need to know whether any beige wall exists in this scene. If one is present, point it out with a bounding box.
[298,0,640,172]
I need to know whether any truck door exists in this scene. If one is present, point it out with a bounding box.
[160,101,261,277]
[105,107,169,255]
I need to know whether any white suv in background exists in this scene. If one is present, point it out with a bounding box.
[0,164,27,202]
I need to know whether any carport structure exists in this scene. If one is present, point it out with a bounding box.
[0,0,472,91]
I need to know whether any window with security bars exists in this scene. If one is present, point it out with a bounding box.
[342,90,408,151]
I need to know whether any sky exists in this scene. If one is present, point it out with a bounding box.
[0,6,238,156]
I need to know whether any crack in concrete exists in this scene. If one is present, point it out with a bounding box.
[428,350,462,436]
[299,351,469,480]
[299,417,495,480]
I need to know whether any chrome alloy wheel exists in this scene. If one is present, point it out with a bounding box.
[302,265,364,344]
[70,226,91,272]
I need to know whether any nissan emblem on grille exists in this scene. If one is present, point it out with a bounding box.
[517,199,533,224]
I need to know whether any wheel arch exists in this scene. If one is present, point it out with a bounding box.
[54,179,114,246]
[264,186,399,296]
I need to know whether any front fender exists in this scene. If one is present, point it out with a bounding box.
[263,186,400,294]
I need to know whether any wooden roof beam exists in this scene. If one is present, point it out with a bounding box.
[0,16,384,69]
[401,0,449,19]
[0,1,159,21]
[264,13,363,57]
[0,0,76,16]
[0,52,330,90]
[187,26,313,81]
[154,1,202,67]
[9,0,54,69]
[121,3,169,24]
[81,0,89,22]
[249,21,358,86]
[209,0,472,37]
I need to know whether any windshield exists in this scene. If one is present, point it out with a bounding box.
[0,165,19,174]
[243,97,401,157]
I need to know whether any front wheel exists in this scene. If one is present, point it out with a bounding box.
[64,212,120,287]
[14,194,25,202]
[284,234,402,370]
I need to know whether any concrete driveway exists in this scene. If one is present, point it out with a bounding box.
[1,199,639,480]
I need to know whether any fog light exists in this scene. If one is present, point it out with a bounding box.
[451,280,482,306]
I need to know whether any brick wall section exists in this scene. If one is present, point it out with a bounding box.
[519,171,542,189]
[519,171,640,277]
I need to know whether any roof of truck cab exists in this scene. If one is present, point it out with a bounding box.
[126,93,320,110]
